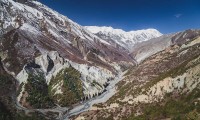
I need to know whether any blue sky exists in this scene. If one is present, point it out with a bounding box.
[40,0,200,34]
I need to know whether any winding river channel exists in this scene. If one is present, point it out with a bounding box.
[63,71,125,120]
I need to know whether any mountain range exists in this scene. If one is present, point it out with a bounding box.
[85,26,162,51]
[0,0,200,120]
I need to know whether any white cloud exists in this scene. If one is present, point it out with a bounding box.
[174,14,182,18]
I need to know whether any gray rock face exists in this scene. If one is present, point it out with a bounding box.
[131,34,173,63]
[16,51,115,107]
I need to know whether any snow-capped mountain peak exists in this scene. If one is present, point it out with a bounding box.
[85,26,162,51]
[84,26,125,34]
[85,26,161,36]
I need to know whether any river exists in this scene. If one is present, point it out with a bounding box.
[62,71,125,120]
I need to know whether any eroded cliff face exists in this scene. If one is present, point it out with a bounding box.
[16,51,116,108]
[73,30,200,120]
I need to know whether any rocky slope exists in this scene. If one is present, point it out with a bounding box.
[0,57,47,119]
[85,26,162,51]
[131,29,200,63]
[1,0,200,120]
[0,0,134,119]
[16,51,116,109]
[0,0,134,73]
[131,34,173,63]
[73,29,200,120]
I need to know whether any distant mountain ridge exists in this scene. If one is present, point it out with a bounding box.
[85,26,162,51]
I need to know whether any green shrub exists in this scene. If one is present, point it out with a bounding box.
[126,87,200,120]
[49,66,84,107]
[25,73,54,108]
